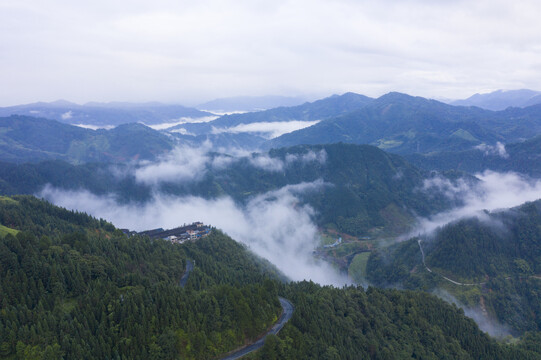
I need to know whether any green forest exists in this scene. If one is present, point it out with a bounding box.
[0,143,463,238]
[366,200,541,335]
[1,195,541,359]
[252,283,541,360]
[0,196,281,359]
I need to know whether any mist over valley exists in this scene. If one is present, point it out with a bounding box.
[3,1,541,356]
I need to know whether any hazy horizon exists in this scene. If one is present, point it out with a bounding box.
[2,1,541,106]
[1,88,541,109]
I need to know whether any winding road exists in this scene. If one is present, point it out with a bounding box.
[179,259,194,287]
[220,297,294,360]
[417,240,485,286]
[179,259,294,359]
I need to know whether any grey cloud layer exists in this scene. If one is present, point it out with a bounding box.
[2,1,541,105]
[39,180,348,286]
[416,170,541,235]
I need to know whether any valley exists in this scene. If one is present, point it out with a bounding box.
[2,90,541,358]
[5,0,541,357]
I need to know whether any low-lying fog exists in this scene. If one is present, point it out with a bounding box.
[416,170,541,236]
[41,180,349,285]
[38,145,541,291]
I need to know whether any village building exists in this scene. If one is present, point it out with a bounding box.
[136,222,211,243]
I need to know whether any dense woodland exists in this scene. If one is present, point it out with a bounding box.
[367,200,541,335]
[406,135,541,177]
[0,116,174,164]
[0,196,281,359]
[1,196,541,359]
[252,283,541,360]
[0,143,464,238]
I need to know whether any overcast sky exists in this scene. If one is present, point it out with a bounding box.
[1,0,540,106]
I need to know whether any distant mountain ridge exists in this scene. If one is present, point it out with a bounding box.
[196,95,308,112]
[5,90,541,167]
[406,135,541,177]
[168,92,375,148]
[0,101,213,127]
[0,142,463,238]
[0,115,173,163]
[451,89,541,111]
[174,92,373,134]
[266,92,541,154]
[267,92,499,153]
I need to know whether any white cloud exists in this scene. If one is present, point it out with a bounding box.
[247,149,327,172]
[74,123,115,130]
[210,155,237,170]
[134,144,212,185]
[285,149,327,165]
[415,170,541,235]
[211,120,320,139]
[169,128,195,136]
[422,176,471,202]
[38,180,348,286]
[432,288,512,338]
[475,142,509,158]
[248,154,285,172]
[145,115,219,130]
[132,145,328,183]
[61,110,73,120]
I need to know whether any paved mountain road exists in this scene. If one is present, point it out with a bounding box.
[179,259,294,359]
[417,240,485,286]
[220,297,294,360]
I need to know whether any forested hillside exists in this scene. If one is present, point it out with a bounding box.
[0,116,173,163]
[0,101,212,127]
[252,283,541,359]
[366,200,541,335]
[2,196,540,359]
[0,143,464,238]
[0,196,282,359]
[267,92,541,155]
[406,135,541,177]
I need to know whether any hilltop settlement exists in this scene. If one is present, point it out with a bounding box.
[122,222,211,244]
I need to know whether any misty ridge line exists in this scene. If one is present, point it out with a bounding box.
[209,120,321,139]
[38,179,347,286]
[431,288,512,339]
[32,141,541,339]
[121,143,328,185]
[32,142,541,288]
[411,170,541,238]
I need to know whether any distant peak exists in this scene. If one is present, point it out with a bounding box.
[49,99,78,107]
[340,92,365,98]
[377,92,416,101]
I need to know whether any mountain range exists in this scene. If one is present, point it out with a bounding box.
[451,89,541,111]
[0,143,463,238]
[172,92,373,135]
[406,135,541,177]
[3,88,541,354]
[0,115,173,163]
[4,89,541,176]
[267,92,541,154]
[165,91,541,158]
[0,100,213,127]
[196,95,308,112]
